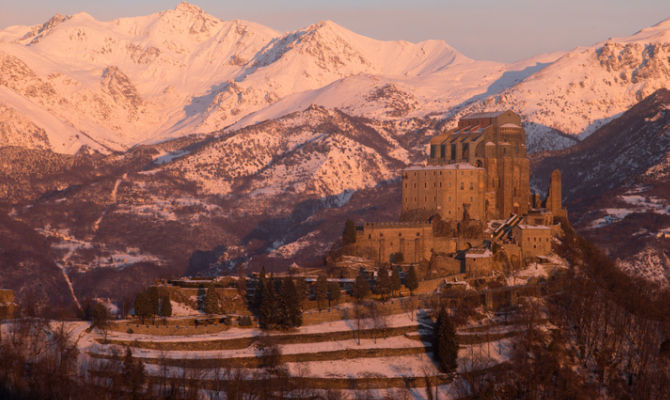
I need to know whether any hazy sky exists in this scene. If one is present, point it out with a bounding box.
[1,0,669,62]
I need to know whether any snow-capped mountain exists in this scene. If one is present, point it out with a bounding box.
[0,2,494,153]
[2,3,668,154]
[451,19,670,151]
[1,3,670,308]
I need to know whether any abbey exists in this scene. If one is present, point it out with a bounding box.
[353,111,566,275]
[418,110,529,220]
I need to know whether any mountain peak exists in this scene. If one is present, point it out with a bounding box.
[624,16,670,43]
[175,2,205,15]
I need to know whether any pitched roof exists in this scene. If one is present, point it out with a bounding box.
[461,111,505,119]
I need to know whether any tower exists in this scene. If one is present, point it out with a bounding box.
[425,110,530,219]
[545,169,567,220]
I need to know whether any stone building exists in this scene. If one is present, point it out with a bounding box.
[513,225,552,259]
[465,248,494,278]
[401,163,486,221]
[427,110,530,219]
[352,110,566,270]
[355,221,477,264]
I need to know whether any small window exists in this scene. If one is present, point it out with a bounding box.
[368,234,371,239]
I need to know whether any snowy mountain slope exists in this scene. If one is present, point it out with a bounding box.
[0,104,434,305]
[167,105,421,199]
[0,3,281,151]
[449,18,670,152]
[1,4,669,155]
[0,2,564,154]
[532,89,670,284]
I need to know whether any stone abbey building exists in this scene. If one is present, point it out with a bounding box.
[354,111,566,275]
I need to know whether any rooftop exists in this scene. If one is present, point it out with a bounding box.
[462,111,505,119]
[466,248,493,258]
[405,163,482,171]
[517,224,551,230]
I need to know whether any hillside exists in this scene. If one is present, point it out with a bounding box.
[0,107,423,308]
[531,89,670,283]
[449,18,670,151]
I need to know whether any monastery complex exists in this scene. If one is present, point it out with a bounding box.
[352,111,567,278]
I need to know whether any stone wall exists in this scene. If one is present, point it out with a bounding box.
[513,225,552,259]
[401,164,486,221]
[0,289,15,319]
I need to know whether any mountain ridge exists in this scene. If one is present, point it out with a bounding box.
[3,3,666,154]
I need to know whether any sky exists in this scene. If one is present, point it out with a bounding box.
[1,0,669,62]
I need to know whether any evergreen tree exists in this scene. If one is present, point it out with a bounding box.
[134,292,149,324]
[391,266,402,297]
[253,267,267,311]
[353,273,370,301]
[376,265,391,300]
[434,307,458,372]
[146,286,160,317]
[204,284,219,314]
[405,265,419,296]
[327,281,341,309]
[295,278,309,306]
[160,295,172,317]
[279,278,302,328]
[342,219,357,244]
[259,277,278,329]
[314,274,328,311]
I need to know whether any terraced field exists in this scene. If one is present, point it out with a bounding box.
[80,304,529,397]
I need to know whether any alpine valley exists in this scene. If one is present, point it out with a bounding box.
[1,2,669,310]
